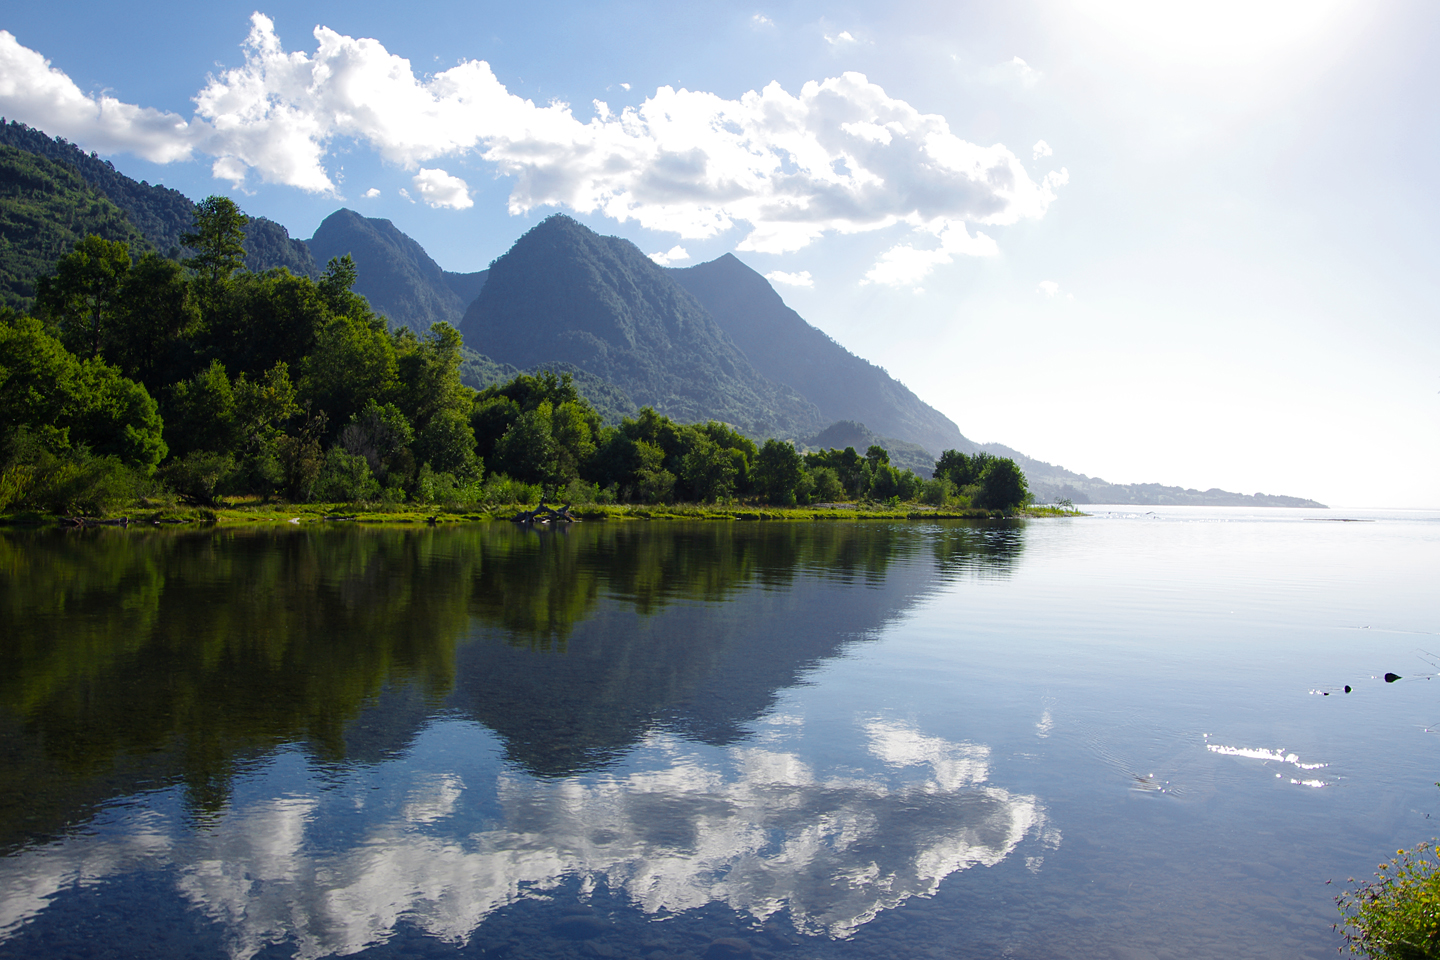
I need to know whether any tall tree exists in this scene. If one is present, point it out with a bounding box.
[182,195,248,287]
[35,235,132,360]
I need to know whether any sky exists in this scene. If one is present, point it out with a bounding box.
[2,0,1437,507]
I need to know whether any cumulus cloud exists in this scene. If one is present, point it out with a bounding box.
[1037,280,1059,297]
[765,270,813,287]
[412,167,473,208]
[0,16,1066,276]
[620,82,631,91]
[0,30,202,162]
[1033,139,1052,160]
[648,245,689,265]
[752,14,773,27]
[825,31,857,44]
[362,187,381,198]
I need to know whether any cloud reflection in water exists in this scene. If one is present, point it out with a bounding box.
[0,718,1048,958]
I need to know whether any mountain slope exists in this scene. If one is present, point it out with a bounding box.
[0,144,150,309]
[459,215,821,439]
[307,208,487,333]
[670,254,970,456]
[977,442,1326,507]
[0,120,317,277]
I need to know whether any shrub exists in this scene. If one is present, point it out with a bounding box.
[1337,841,1440,958]
[313,446,381,503]
[159,451,236,506]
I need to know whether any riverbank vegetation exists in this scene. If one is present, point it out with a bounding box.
[1337,841,1440,958]
[2,203,1044,523]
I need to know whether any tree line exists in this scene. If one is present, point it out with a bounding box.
[0,197,1030,514]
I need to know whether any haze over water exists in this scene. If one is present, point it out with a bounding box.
[1,511,1436,959]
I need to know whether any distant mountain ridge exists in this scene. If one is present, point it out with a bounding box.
[0,120,317,278]
[306,208,487,334]
[670,254,971,457]
[978,442,1326,507]
[459,215,823,439]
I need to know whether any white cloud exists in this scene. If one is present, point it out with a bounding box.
[0,30,203,163]
[865,221,999,287]
[362,187,381,198]
[1033,139,1052,160]
[825,31,857,45]
[0,16,1065,277]
[1038,280,1059,297]
[412,167,473,209]
[399,187,415,203]
[752,14,774,27]
[991,56,1043,88]
[621,82,631,91]
[765,270,813,287]
[648,245,690,265]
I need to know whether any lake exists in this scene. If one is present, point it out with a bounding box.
[1,508,1437,959]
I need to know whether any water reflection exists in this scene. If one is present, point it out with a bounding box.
[0,520,1038,957]
[0,717,1047,958]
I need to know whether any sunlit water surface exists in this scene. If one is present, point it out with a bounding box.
[1,508,1437,959]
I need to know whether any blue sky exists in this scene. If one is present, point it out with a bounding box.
[3,0,1437,506]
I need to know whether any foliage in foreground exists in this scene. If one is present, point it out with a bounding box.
[1338,841,1440,959]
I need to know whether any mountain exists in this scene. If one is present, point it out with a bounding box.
[671,254,971,457]
[459,215,821,439]
[0,120,317,278]
[0,144,150,309]
[978,442,1326,507]
[803,420,940,479]
[306,208,487,334]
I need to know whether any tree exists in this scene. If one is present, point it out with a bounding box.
[35,235,132,360]
[754,439,804,505]
[110,252,200,392]
[976,457,1029,511]
[0,310,165,472]
[182,195,248,287]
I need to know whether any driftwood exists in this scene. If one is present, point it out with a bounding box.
[60,516,130,528]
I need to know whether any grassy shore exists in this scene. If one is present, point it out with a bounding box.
[1,499,1083,528]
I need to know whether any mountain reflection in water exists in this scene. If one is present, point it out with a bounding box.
[0,521,1033,957]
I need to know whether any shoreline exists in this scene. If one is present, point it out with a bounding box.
[0,502,1084,529]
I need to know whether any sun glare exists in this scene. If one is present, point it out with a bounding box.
[1073,0,1355,65]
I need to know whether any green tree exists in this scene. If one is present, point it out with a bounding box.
[0,311,165,473]
[110,252,200,393]
[35,235,132,360]
[976,457,1029,511]
[182,195,248,287]
[754,439,804,505]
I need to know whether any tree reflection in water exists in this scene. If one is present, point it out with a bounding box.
[0,520,1037,958]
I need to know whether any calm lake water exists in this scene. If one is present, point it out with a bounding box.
[1,508,1437,959]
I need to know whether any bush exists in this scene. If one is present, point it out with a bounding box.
[1338,842,1440,958]
[313,446,381,503]
[477,473,544,505]
[1,432,140,515]
[159,451,236,506]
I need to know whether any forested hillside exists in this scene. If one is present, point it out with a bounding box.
[460,215,822,440]
[0,145,150,309]
[0,120,318,278]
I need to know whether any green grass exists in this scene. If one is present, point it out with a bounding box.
[2,497,1083,528]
